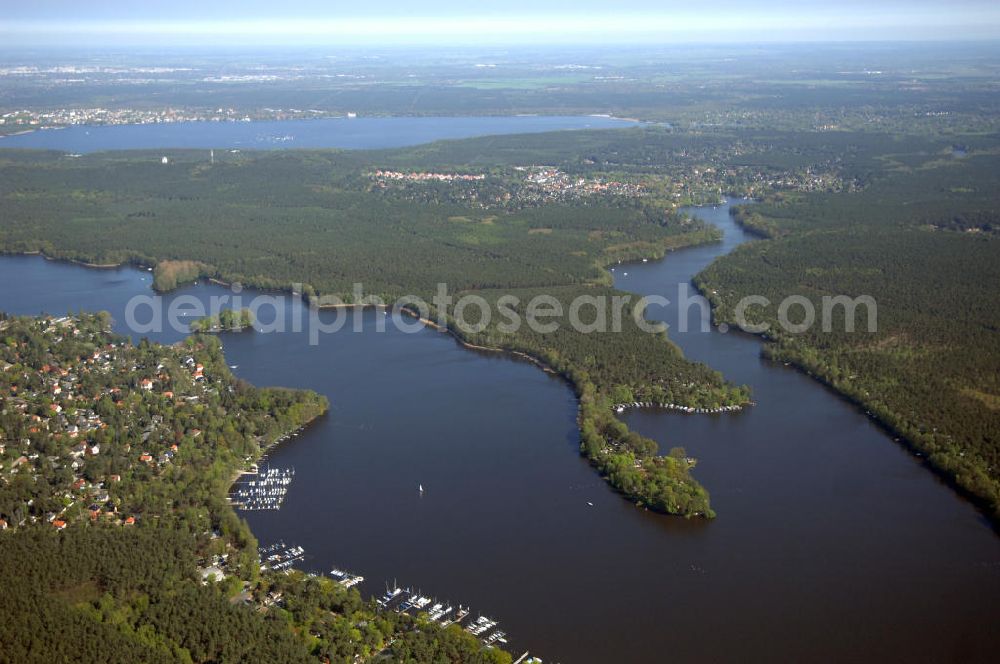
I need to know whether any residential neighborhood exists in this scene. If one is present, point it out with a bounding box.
[0,313,229,532]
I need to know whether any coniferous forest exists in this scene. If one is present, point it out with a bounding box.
[1,127,998,520]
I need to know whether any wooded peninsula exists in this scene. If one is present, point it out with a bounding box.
[1,125,997,522]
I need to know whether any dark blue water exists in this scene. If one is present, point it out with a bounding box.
[0,201,997,663]
[0,115,634,152]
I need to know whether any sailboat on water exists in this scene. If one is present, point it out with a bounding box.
[418,484,424,495]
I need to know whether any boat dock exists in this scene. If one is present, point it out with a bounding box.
[329,566,365,588]
[614,400,751,415]
[259,543,365,589]
[377,584,510,648]
[253,545,529,656]
[260,542,306,571]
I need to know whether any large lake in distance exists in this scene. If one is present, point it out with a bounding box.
[0,200,996,662]
[0,115,635,152]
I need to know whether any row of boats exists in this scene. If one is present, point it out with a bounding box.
[377,585,507,647]
[614,401,749,415]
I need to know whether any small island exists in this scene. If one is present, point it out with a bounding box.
[190,307,254,333]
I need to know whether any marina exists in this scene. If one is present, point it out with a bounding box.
[231,466,295,510]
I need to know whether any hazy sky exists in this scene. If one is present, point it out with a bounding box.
[3,0,999,47]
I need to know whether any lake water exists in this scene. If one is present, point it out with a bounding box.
[0,201,997,662]
[0,115,634,152]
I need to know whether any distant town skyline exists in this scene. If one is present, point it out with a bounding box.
[2,0,999,46]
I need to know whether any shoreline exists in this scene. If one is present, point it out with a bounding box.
[399,308,559,374]
[0,113,642,151]
[2,229,745,520]
[685,205,1000,529]
[46,255,123,269]
[6,250,143,271]
[19,212,977,523]
[0,129,39,138]
[226,405,328,497]
[770,348,1000,531]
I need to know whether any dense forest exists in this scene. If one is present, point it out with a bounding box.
[0,131,797,517]
[1,127,996,518]
[697,149,1000,520]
